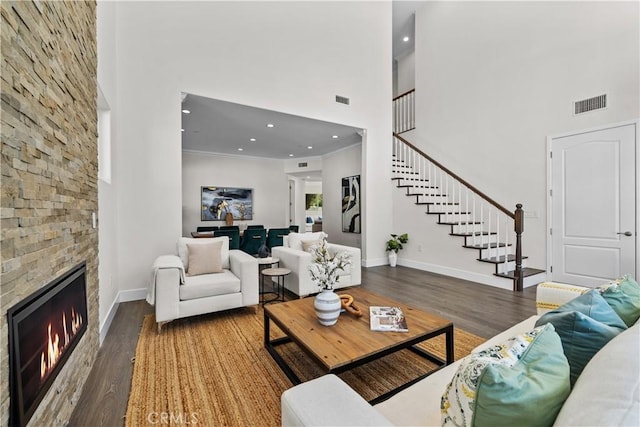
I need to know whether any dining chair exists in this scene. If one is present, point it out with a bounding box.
[239,228,266,256]
[213,229,240,250]
[267,228,290,249]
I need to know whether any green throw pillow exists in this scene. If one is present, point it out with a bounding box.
[474,323,571,427]
[535,290,627,385]
[441,323,570,427]
[600,275,640,327]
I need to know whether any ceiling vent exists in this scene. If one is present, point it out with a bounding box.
[335,95,350,105]
[574,94,607,115]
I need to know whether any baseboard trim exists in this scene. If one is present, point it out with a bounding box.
[362,257,388,268]
[99,288,147,346]
[397,259,516,290]
[99,296,119,346]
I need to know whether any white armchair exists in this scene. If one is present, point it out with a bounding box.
[148,236,259,332]
[271,232,361,298]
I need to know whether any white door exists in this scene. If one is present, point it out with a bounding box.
[551,123,637,287]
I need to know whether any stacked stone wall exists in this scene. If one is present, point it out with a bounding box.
[0,1,98,425]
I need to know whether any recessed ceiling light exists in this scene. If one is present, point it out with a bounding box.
[181,128,185,132]
[307,146,313,149]
[306,176,311,179]
[238,148,244,151]
[266,123,275,128]
[403,36,410,42]
[182,109,191,114]
[332,135,338,139]
[288,154,294,157]
[250,138,256,142]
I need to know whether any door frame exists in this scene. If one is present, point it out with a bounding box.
[546,119,639,283]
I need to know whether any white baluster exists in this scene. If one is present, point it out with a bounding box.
[465,188,469,236]
[458,181,462,229]
[504,217,509,269]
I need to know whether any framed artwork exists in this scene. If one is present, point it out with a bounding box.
[341,175,361,233]
[201,186,253,221]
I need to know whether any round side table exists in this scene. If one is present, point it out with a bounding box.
[260,267,290,305]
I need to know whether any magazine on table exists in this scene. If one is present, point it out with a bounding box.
[369,306,408,332]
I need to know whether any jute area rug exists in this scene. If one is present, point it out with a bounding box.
[125,306,484,426]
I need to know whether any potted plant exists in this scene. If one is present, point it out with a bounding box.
[386,233,408,267]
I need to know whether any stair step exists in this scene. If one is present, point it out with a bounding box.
[392,177,427,182]
[439,221,483,225]
[399,185,439,189]
[479,255,528,264]
[451,231,496,237]
[426,211,471,215]
[463,242,511,249]
[417,202,459,206]
[495,268,545,279]
[392,171,420,175]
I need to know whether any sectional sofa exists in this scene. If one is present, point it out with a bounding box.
[281,279,640,426]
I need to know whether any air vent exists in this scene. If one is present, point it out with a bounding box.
[298,162,308,168]
[335,95,350,105]
[574,94,607,115]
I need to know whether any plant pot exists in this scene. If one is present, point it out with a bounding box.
[314,289,341,326]
[388,251,398,267]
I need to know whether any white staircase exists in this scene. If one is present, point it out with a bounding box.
[392,134,546,290]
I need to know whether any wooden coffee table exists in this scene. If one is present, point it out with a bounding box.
[264,287,454,404]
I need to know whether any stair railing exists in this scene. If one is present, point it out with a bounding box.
[393,133,526,291]
[393,89,415,134]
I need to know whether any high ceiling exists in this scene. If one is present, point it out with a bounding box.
[180,2,419,162]
[181,94,362,160]
[393,1,420,59]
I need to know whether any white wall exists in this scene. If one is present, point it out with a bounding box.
[110,1,392,294]
[401,1,639,282]
[96,0,119,342]
[396,50,415,95]
[182,152,289,235]
[322,144,362,248]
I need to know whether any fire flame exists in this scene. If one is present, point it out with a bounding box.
[40,307,83,380]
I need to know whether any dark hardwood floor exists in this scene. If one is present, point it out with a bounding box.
[68,265,537,426]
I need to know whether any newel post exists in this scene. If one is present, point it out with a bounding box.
[514,204,524,292]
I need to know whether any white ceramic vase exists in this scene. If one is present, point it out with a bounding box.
[388,251,398,267]
[314,289,341,326]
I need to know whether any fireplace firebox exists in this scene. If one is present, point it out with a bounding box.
[8,262,88,427]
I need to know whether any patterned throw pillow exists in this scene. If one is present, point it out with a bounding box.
[598,275,640,327]
[441,323,570,427]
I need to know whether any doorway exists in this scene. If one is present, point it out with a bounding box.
[548,122,638,287]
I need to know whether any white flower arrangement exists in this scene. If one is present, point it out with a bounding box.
[307,237,352,291]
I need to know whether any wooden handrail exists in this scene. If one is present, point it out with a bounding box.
[394,133,515,219]
[393,89,416,102]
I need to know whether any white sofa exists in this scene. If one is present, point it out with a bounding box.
[281,281,640,426]
[271,232,362,298]
[147,236,258,332]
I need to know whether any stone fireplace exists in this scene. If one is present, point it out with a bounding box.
[1,2,98,426]
[8,263,88,427]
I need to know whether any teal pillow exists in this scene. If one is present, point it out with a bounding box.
[441,324,570,427]
[535,290,627,385]
[600,275,640,327]
[473,323,571,427]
